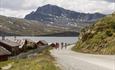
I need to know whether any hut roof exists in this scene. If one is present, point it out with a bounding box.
[38,40,48,45]
[0,46,11,55]
[25,39,35,43]
[0,40,20,47]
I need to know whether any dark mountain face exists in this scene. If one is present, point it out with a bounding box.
[25,4,105,26]
[36,4,64,16]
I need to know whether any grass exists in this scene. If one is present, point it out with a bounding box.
[0,47,60,70]
[73,13,115,55]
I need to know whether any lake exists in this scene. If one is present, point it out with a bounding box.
[0,36,78,44]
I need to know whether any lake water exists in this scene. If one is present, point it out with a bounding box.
[0,36,78,44]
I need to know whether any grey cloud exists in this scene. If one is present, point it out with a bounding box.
[0,0,114,18]
[0,0,23,10]
[0,0,36,10]
[0,0,114,10]
[104,0,115,3]
[91,0,114,3]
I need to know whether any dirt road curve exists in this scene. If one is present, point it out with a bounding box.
[51,45,115,70]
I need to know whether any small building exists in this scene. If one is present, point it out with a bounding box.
[25,39,37,48]
[37,40,48,47]
[16,39,27,52]
[0,46,11,61]
[19,39,37,52]
[0,40,20,55]
[50,43,56,48]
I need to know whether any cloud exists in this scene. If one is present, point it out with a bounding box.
[103,0,115,3]
[0,0,24,10]
[0,8,32,18]
[0,0,115,18]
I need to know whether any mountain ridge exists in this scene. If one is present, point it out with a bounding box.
[25,4,105,25]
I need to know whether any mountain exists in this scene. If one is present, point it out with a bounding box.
[0,4,106,36]
[0,15,79,36]
[0,31,17,36]
[41,31,79,37]
[73,12,115,55]
[25,4,105,26]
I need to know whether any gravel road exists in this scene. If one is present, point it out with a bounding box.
[51,45,115,70]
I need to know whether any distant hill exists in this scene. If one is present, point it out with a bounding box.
[0,31,17,36]
[41,31,79,37]
[73,12,115,55]
[25,4,105,26]
[0,15,79,36]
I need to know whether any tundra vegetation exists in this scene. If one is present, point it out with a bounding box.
[0,47,60,70]
[73,13,115,55]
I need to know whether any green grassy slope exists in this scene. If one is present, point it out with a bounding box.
[0,48,60,70]
[73,13,115,55]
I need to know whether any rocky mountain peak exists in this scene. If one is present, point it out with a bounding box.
[25,4,105,25]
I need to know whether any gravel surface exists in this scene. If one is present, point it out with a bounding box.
[51,45,115,70]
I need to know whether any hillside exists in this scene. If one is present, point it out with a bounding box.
[41,31,79,37]
[0,46,60,70]
[0,15,79,36]
[73,13,115,55]
[25,4,105,27]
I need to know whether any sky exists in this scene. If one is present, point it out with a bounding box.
[0,0,115,18]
